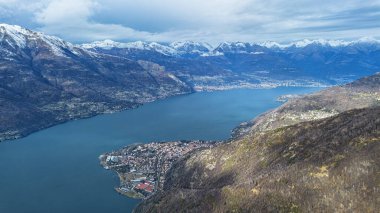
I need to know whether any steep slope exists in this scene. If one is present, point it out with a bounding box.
[137,106,380,212]
[135,74,380,212]
[233,72,380,137]
[0,24,192,141]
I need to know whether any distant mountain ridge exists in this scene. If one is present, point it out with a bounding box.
[1,23,380,142]
[82,36,380,88]
[81,37,380,55]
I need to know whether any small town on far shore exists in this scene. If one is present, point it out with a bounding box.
[99,140,218,199]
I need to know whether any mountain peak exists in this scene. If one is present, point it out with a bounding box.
[0,23,80,57]
[259,41,285,49]
[289,39,351,48]
[169,41,213,55]
[0,23,29,33]
[81,40,178,56]
[0,23,33,48]
[282,38,380,49]
[80,39,123,50]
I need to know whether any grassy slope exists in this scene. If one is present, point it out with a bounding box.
[135,74,380,213]
[233,73,380,138]
[137,107,380,212]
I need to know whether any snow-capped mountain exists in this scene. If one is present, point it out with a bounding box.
[259,41,287,49]
[1,23,380,142]
[82,40,213,56]
[80,39,123,50]
[286,39,351,48]
[214,42,250,53]
[81,37,380,57]
[0,23,192,141]
[82,36,380,81]
[260,38,380,49]
[212,39,378,53]
[0,24,84,58]
[213,42,269,54]
[3,23,380,84]
[169,41,213,55]
[81,40,177,56]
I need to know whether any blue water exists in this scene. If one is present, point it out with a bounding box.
[0,87,321,213]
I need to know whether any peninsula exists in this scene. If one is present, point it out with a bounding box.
[99,140,219,198]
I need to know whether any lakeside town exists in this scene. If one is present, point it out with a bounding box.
[191,73,332,92]
[99,140,219,199]
[276,94,303,102]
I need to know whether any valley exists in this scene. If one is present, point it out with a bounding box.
[1,24,380,142]
[0,87,318,213]
[1,1,379,213]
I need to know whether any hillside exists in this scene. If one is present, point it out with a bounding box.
[2,23,380,142]
[232,72,380,138]
[0,24,192,141]
[135,74,380,212]
[136,106,380,212]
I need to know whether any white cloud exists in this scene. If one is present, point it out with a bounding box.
[32,0,152,41]
[1,0,380,43]
[35,0,96,25]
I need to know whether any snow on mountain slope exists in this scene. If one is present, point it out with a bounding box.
[259,41,287,49]
[289,39,351,48]
[148,42,177,56]
[1,23,373,56]
[81,37,380,56]
[82,40,215,56]
[81,40,178,56]
[0,24,28,48]
[0,23,82,57]
[169,41,213,54]
[80,39,123,50]
[260,38,380,49]
[0,24,194,142]
[214,42,251,53]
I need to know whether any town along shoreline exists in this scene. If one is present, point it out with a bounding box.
[99,140,219,199]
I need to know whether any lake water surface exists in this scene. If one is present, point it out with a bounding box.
[0,87,321,213]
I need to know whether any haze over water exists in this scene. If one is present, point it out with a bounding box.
[0,87,320,213]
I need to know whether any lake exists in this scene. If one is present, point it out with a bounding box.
[0,87,321,213]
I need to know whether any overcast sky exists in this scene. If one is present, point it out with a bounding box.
[1,0,380,44]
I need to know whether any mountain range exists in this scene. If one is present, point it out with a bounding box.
[1,23,380,141]
[82,37,380,86]
[1,22,379,212]
[0,24,192,141]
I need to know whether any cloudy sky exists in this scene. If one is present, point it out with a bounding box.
[1,0,380,44]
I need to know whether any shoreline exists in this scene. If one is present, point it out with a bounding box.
[99,140,220,199]
[0,83,331,144]
[98,84,324,200]
[0,90,194,143]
